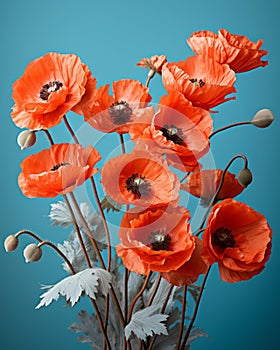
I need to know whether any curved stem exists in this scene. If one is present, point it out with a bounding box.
[128,271,152,322]
[63,194,92,268]
[43,129,55,145]
[147,274,161,307]
[198,154,248,231]
[90,177,112,272]
[180,172,191,184]
[37,241,76,275]
[180,267,211,350]
[176,285,187,350]
[209,121,251,139]
[90,298,112,350]
[146,285,174,350]
[69,192,106,269]
[15,230,43,243]
[69,192,125,327]
[63,115,79,144]
[195,228,205,237]
[119,134,126,154]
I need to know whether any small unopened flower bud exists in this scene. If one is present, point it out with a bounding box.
[238,168,253,187]
[251,109,274,128]
[23,243,42,263]
[4,235,19,252]
[17,130,36,150]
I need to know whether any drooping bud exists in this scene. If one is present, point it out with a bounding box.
[251,109,274,128]
[23,243,42,263]
[4,235,19,252]
[17,130,36,150]
[238,168,253,187]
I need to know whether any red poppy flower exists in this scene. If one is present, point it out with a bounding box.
[18,143,101,198]
[101,150,180,208]
[130,91,212,172]
[162,55,236,110]
[161,237,208,286]
[80,79,152,134]
[202,199,272,282]
[136,54,167,74]
[187,29,268,73]
[11,52,92,130]
[116,206,195,275]
[181,169,245,206]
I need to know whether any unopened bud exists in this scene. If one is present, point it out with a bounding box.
[238,168,253,187]
[17,130,36,150]
[4,235,19,252]
[23,243,42,263]
[251,109,274,128]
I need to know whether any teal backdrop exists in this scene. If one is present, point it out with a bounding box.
[1,0,279,349]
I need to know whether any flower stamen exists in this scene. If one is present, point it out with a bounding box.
[212,227,235,249]
[160,124,184,145]
[189,78,206,87]
[125,173,150,198]
[109,100,133,125]
[51,162,70,171]
[148,229,171,251]
[40,81,63,101]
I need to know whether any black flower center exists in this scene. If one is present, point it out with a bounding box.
[148,229,171,251]
[109,101,133,125]
[40,81,63,101]
[160,124,184,145]
[125,173,151,199]
[212,227,235,249]
[189,78,206,87]
[51,162,70,171]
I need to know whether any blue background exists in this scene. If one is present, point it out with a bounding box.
[1,0,279,349]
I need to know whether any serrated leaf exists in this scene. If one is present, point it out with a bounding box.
[69,310,103,349]
[125,304,168,341]
[36,268,112,308]
[187,328,209,345]
[49,201,72,227]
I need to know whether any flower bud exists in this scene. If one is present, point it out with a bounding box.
[23,243,42,263]
[4,235,19,252]
[17,130,36,150]
[251,109,274,128]
[238,168,253,187]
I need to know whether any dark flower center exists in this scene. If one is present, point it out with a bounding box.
[125,173,151,199]
[40,81,63,101]
[148,229,171,251]
[51,162,70,171]
[189,78,206,87]
[212,227,235,249]
[160,124,184,145]
[109,101,133,125]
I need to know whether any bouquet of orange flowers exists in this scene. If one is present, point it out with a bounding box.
[4,29,273,350]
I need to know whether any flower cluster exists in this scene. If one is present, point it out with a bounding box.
[5,29,273,350]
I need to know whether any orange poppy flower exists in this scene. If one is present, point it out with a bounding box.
[187,29,268,73]
[202,199,272,282]
[11,52,92,130]
[80,79,152,134]
[18,143,101,198]
[181,169,245,206]
[130,91,212,172]
[161,55,236,110]
[116,205,195,275]
[161,237,208,286]
[136,54,167,74]
[101,150,180,208]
